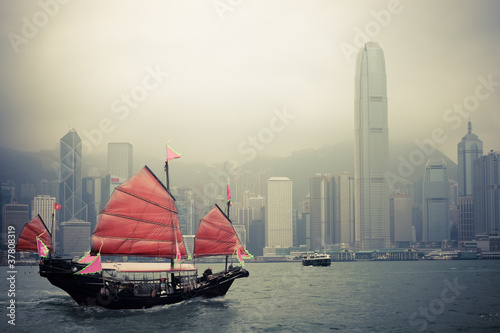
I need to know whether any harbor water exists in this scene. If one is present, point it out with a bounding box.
[2,260,500,332]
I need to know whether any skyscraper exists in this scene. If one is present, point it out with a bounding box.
[458,122,483,196]
[108,142,133,180]
[423,160,450,242]
[473,151,500,235]
[32,195,56,234]
[390,193,413,245]
[266,177,293,248]
[457,122,483,241]
[354,42,390,250]
[334,172,355,247]
[310,174,334,250]
[59,129,87,222]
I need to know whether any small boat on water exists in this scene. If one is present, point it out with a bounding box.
[17,162,250,309]
[302,252,331,266]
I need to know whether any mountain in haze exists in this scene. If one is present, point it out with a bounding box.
[0,141,457,206]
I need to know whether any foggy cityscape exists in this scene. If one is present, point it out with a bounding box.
[1,1,499,332]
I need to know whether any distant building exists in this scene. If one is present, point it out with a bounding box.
[59,129,87,222]
[458,122,483,196]
[82,177,104,231]
[334,172,355,247]
[458,196,474,241]
[266,177,293,248]
[473,151,500,235]
[248,219,265,256]
[108,142,133,180]
[390,193,413,244]
[423,160,450,242]
[309,174,334,250]
[2,203,29,250]
[32,195,56,234]
[457,122,483,241]
[354,42,390,250]
[60,220,91,258]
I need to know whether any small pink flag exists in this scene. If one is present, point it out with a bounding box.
[36,237,49,257]
[75,254,102,275]
[227,183,231,206]
[54,203,61,211]
[166,144,182,162]
[78,252,94,263]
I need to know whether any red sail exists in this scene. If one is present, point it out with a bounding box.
[193,204,245,257]
[16,215,54,253]
[91,166,187,258]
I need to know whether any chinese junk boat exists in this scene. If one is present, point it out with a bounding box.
[17,165,250,309]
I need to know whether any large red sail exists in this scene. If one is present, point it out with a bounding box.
[91,166,187,258]
[193,204,245,257]
[16,215,54,253]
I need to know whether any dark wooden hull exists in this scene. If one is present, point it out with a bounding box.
[39,259,249,309]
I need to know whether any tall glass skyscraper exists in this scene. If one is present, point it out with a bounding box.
[473,151,500,235]
[59,129,87,222]
[423,159,450,242]
[354,42,390,250]
[457,122,482,240]
[458,122,483,196]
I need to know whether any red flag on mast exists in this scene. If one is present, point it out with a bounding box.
[166,144,182,162]
[54,203,61,211]
[226,183,231,206]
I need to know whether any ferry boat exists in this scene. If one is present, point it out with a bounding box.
[302,252,331,266]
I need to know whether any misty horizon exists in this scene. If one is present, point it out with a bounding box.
[1,1,499,167]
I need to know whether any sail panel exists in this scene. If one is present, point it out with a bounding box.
[193,205,245,257]
[91,166,187,258]
[16,215,54,253]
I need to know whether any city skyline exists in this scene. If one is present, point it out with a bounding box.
[1,1,499,166]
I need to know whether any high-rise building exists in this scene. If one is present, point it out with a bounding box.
[473,151,500,236]
[2,203,29,250]
[390,193,413,245]
[423,160,450,242]
[108,142,133,180]
[60,220,91,257]
[266,177,293,248]
[458,122,483,196]
[310,174,334,250]
[32,195,56,234]
[457,122,483,241]
[59,129,87,222]
[334,172,355,247]
[354,42,390,250]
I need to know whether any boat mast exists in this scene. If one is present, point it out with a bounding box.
[165,161,170,191]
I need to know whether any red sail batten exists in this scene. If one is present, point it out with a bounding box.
[193,204,245,258]
[16,215,54,253]
[91,166,187,258]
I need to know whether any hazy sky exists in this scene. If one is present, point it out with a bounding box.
[1,0,499,166]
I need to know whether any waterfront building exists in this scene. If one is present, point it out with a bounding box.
[310,174,334,250]
[334,172,355,247]
[59,129,87,222]
[354,42,390,250]
[266,177,293,248]
[473,151,500,235]
[60,220,91,258]
[1,203,29,250]
[457,122,483,241]
[32,195,56,234]
[390,193,413,244]
[423,159,450,242]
